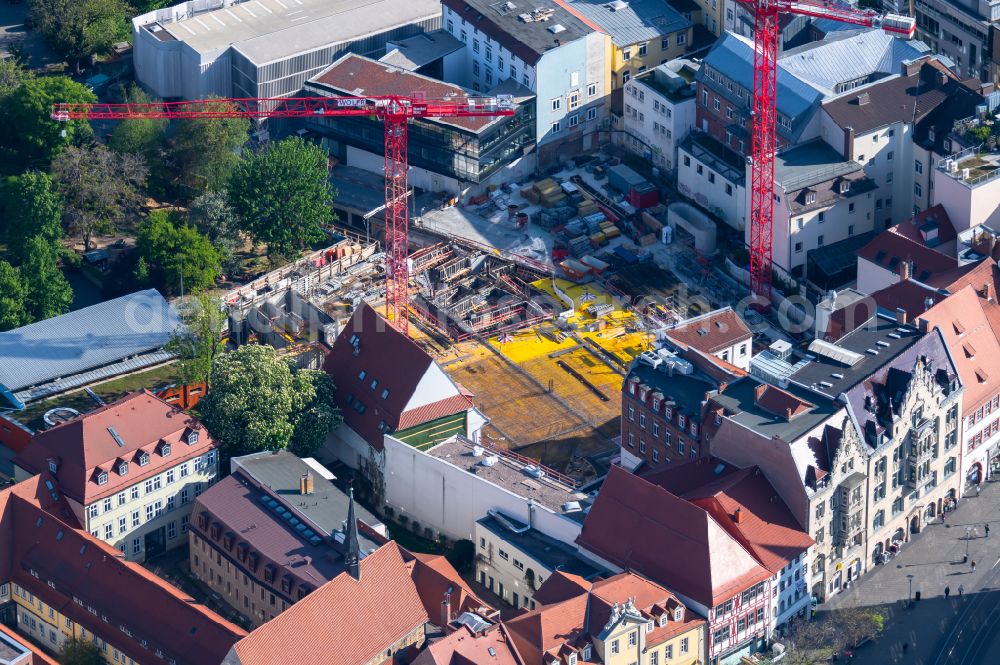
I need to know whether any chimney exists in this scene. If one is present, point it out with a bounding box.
[718,381,728,393]
[924,297,935,313]
[299,473,314,495]
[754,384,767,401]
[843,126,855,161]
[441,590,453,627]
[734,508,745,524]
[900,260,911,281]
[784,407,794,422]
[918,317,929,333]
[896,307,908,325]
[985,282,993,302]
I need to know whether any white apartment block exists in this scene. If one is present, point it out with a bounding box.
[622,60,699,178]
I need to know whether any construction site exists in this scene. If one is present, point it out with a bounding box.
[213,154,749,481]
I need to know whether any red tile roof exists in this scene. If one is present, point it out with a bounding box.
[919,286,1000,414]
[506,571,705,665]
[858,230,957,281]
[309,54,499,132]
[15,390,216,504]
[412,624,526,665]
[0,475,244,665]
[230,543,428,665]
[823,280,946,339]
[324,303,470,451]
[664,308,752,355]
[530,571,592,606]
[229,543,496,665]
[890,205,956,247]
[398,394,474,431]
[577,466,771,607]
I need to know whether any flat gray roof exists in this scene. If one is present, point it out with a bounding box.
[427,437,590,519]
[713,378,840,443]
[235,450,382,552]
[0,290,180,407]
[773,139,863,191]
[380,30,464,71]
[158,0,440,64]
[478,514,603,577]
[564,0,691,47]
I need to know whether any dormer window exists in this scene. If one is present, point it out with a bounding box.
[186,430,199,446]
[568,654,577,665]
[659,614,668,627]
[665,406,673,419]
[674,607,683,621]
[137,452,150,467]
[96,471,108,486]
[840,180,850,194]
[690,422,698,437]
[161,443,172,458]
[581,646,592,661]
[117,462,129,476]
[48,459,59,474]
[805,191,816,205]
[678,414,686,428]
[645,620,654,633]
[652,396,661,411]
[628,378,638,395]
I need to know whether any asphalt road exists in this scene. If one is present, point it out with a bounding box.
[822,480,1000,664]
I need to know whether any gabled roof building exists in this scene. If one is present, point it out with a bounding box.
[14,390,219,563]
[0,474,245,664]
[322,303,487,488]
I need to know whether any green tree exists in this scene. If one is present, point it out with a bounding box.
[166,295,227,387]
[199,345,340,457]
[20,235,73,321]
[0,56,32,101]
[969,125,992,144]
[288,367,340,457]
[228,137,334,258]
[0,261,28,331]
[29,0,131,74]
[109,85,167,160]
[59,638,105,665]
[136,210,221,295]
[168,101,249,196]
[188,190,241,275]
[3,76,95,166]
[51,142,147,250]
[2,171,64,259]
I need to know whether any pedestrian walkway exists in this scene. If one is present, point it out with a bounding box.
[820,481,1000,663]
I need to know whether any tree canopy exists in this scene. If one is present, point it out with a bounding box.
[199,345,341,458]
[20,234,73,321]
[0,57,32,101]
[228,137,334,258]
[187,190,241,276]
[59,637,105,665]
[109,85,167,161]
[166,295,227,388]
[168,102,250,196]
[51,142,147,250]
[0,261,28,331]
[29,0,131,73]
[136,209,221,295]
[3,76,95,167]
[2,170,64,259]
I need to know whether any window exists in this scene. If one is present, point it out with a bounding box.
[97,472,108,486]
[587,82,598,97]
[651,651,659,665]
[447,19,453,32]
[713,98,721,111]
[794,242,803,254]
[473,39,479,53]
[131,510,140,528]
[118,516,126,533]
[702,90,708,106]
[485,47,492,62]
[568,114,579,128]
[118,461,129,476]
[639,440,646,453]
[611,639,620,654]
[848,224,855,236]
[848,202,855,213]
[624,48,632,60]
[628,432,635,448]
[887,150,894,161]
[473,61,480,76]
[817,235,824,246]
[681,637,689,653]
[915,160,923,174]
[886,172,893,183]
[132,538,141,555]
[805,192,816,204]
[915,183,923,197]
[818,211,826,223]
[677,32,686,44]
[652,449,659,462]
[582,646,592,660]
[873,510,885,530]
[622,70,630,83]
[104,523,113,539]
[551,121,561,134]
[638,43,647,56]
[726,183,733,195]
[661,36,669,49]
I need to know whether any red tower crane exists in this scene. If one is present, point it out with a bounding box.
[733,1,915,307]
[51,95,516,334]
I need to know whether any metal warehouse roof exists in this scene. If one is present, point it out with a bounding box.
[564,0,691,47]
[0,290,181,405]
[780,29,929,96]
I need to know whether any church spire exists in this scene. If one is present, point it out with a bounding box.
[345,487,361,580]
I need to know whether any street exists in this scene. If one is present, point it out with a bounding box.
[821,481,1000,664]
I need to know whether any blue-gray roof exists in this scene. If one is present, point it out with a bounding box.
[565,0,691,47]
[0,289,181,407]
[780,29,929,96]
[700,33,823,142]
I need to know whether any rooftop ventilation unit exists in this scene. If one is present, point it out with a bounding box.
[472,445,484,457]
[480,455,499,467]
[807,339,865,366]
[876,340,890,348]
[831,372,844,380]
[607,0,629,10]
[562,501,582,513]
[548,23,566,33]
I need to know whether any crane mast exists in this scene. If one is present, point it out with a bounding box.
[52,95,516,334]
[735,0,915,308]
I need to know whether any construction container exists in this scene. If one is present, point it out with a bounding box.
[590,232,607,247]
[613,246,640,264]
[515,212,528,228]
[580,255,609,273]
[560,258,591,279]
[628,182,660,209]
[638,233,657,246]
[602,226,621,240]
[608,164,659,209]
